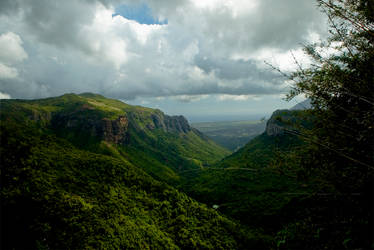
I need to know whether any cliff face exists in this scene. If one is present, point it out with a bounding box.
[265,109,301,136]
[150,112,191,133]
[49,106,191,146]
[0,93,230,188]
[265,110,285,136]
[51,112,129,144]
[101,116,129,144]
[266,121,285,136]
[30,100,191,147]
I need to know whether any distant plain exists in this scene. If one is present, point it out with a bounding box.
[192,120,266,151]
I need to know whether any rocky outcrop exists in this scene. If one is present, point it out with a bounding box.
[150,112,191,134]
[266,121,285,136]
[164,115,191,133]
[265,110,295,136]
[29,109,52,123]
[101,116,129,144]
[51,112,129,144]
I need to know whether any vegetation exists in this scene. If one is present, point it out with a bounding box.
[279,0,374,248]
[183,111,311,243]
[0,93,229,186]
[1,1,372,249]
[186,1,374,248]
[0,116,262,249]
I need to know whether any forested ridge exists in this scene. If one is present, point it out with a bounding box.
[1,105,264,249]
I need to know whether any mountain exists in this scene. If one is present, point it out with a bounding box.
[0,93,229,185]
[184,108,371,249]
[0,94,264,249]
[290,99,311,110]
[2,93,364,249]
[184,109,312,230]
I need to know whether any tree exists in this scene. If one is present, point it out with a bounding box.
[287,0,374,184]
[275,1,374,248]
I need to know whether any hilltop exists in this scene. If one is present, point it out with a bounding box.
[0,93,263,249]
[0,93,229,185]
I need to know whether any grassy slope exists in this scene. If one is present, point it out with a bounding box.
[1,120,265,249]
[0,93,229,185]
[185,133,307,228]
[184,111,314,232]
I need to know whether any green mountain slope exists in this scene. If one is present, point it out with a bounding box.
[184,110,312,230]
[185,109,372,249]
[0,93,229,185]
[0,99,263,249]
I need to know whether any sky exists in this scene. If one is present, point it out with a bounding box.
[0,0,327,122]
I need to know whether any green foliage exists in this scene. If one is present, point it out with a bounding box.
[183,107,372,249]
[287,0,374,179]
[279,1,374,248]
[0,121,260,249]
[184,129,308,232]
[0,93,229,187]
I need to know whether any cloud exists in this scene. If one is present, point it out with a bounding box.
[0,32,28,64]
[0,0,21,16]
[0,32,27,79]
[0,63,19,79]
[0,91,11,99]
[217,94,262,102]
[172,94,209,103]
[0,0,328,103]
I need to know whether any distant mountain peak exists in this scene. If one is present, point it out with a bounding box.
[290,99,311,110]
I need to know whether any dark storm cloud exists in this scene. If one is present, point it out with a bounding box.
[1,0,97,53]
[0,0,21,15]
[248,0,325,50]
[190,0,326,58]
[194,56,280,81]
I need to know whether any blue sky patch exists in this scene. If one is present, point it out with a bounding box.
[113,4,168,25]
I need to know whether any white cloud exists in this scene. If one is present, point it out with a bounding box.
[0,63,18,79]
[190,0,258,17]
[0,0,328,109]
[246,47,312,72]
[0,91,11,99]
[122,18,163,45]
[0,32,28,64]
[80,4,129,69]
[172,94,209,103]
[218,94,256,101]
[79,4,166,69]
[0,32,27,80]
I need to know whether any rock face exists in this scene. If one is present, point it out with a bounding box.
[150,112,191,133]
[48,103,191,147]
[265,110,294,136]
[164,115,191,133]
[101,116,129,144]
[29,109,52,123]
[266,120,285,136]
[51,112,129,144]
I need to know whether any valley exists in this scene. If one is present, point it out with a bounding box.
[1,93,372,249]
[191,120,266,151]
[1,1,373,249]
